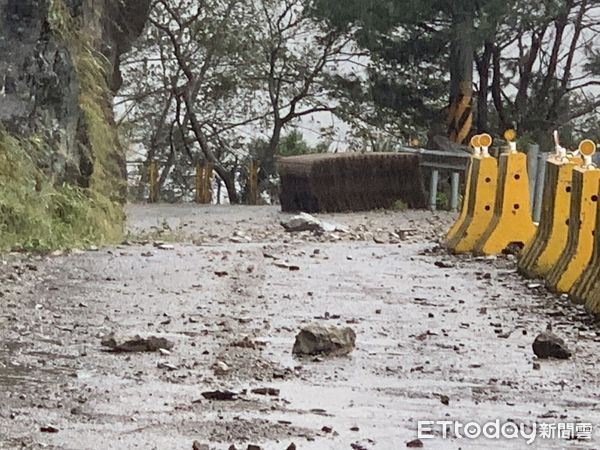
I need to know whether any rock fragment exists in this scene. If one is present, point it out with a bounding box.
[100,334,174,353]
[200,390,238,401]
[532,331,571,359]
[280,213,345,233]
[251,387,280,396]
[292,325,356,357]
[281,213,324,232]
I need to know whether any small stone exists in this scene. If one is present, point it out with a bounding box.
[439,394,449,405]
[286,444,296,450]
[373,234,387,244]
[406,438,423,448]
[533,362,541,370]
[247,445,262,450]
[532,331,571,359]
[434,260,455,269]
[214,360,230,375]
[251,387,280,396]
[40,424,59,433]
[200,390,238,401]
[192,442,209,450]
[351,444,367,450]
[157,361,178,371]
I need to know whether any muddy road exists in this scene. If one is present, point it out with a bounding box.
[1,205,599,449]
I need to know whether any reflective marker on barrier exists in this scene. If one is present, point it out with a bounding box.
[474,130,536,255]
[546,140,600,294]
[518,131,581,278]
[448,134,498,254]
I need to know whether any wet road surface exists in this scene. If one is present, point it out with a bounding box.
[1,205,599,449]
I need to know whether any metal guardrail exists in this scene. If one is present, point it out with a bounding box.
[400,147,470,212]
[401,145,547,219]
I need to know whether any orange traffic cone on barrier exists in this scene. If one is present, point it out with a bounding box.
[447,134,498,254]
[518,132,581,278]
[546,140,600,294]
[474,130,536,255]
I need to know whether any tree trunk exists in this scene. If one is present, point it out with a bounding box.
[448,8,474,144]
[475,43,492,133]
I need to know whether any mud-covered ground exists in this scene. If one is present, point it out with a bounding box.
[1,205,600,449]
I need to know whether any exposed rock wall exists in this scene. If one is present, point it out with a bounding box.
[0,0,150,249]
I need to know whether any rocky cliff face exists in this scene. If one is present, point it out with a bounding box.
[0,0,150,249]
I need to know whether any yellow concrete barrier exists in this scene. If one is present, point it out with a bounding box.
[546,140,599,293]
[566,141,600,303]
[571,194,600,304]
[474,131,536,255]
[583,230,600,311]
[447,134,498,253]
[518,139,581,278]
[585,283,600,314]
[446,136,479,242]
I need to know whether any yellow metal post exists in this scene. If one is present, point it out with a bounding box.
[195,162,213,204]
[546,140,599,294]
[447,134,499,253]
[203,162,213,204]
[474,131,536,255]
[148,160,159,203]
